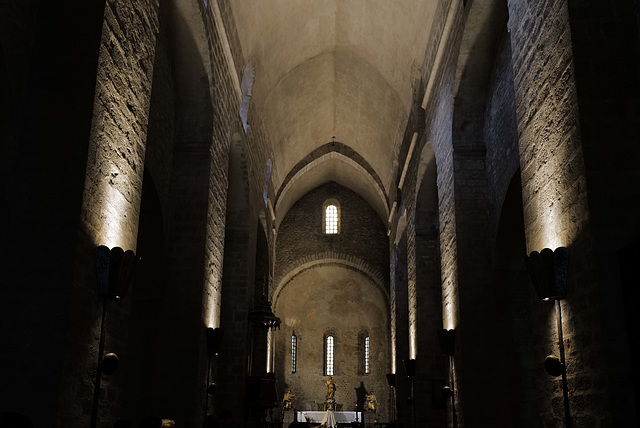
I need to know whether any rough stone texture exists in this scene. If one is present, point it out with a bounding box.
[216,133,252,420]
[1,0,637,427]
[275,182,389,292]
[274,265,389,420]
[508,0,612,424]
[484,37,521,224]
[57,0,160,426]
[390,236,411,423]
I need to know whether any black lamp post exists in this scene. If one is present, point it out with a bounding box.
[438,328,457,428]
[205,327,223,418]
[402,358,416,428]
[91,246,137,428]
[386,373,397,423]
[524,247,571,428]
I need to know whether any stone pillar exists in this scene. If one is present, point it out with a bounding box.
[508,0,611,424]
[58,0,160,425]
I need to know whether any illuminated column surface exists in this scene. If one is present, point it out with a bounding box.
[81,0,160,252]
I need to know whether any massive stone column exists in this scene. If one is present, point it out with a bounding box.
[508,0,611,424]
[58,0,159,425]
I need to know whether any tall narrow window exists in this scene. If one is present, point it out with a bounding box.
[291,334,297,373]
[323,199,340,234]
[364,336,370,374]
[326,335,335,375]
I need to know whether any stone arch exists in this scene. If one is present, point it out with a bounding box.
[163,0,214,146]
[275,147,389,229]
[122,170,170,421]
[492,170,539,425]
[452,0,509,148]
[273,253,389,308]
[411,140,447,425]
[273,264,390,418]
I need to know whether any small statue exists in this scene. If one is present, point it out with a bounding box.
[283,389,295,411]
[325,376,337,400]
[365,391,377,412]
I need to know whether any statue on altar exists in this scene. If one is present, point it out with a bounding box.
[325,376,336,400]
[282,389,295,411]
[365,391,377,412]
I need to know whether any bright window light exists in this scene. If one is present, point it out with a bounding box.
[325,205,338,234]
[326,335,334,375]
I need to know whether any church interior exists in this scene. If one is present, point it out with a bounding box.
[1,0,639,426]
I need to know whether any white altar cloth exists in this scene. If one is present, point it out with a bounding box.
[296,411,358,424]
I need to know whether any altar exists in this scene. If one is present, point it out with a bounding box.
[296,411,359,424]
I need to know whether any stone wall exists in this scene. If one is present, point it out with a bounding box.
[508,0,612,424]
[275,182,389,291]
[274,265,389,420]
[58,0,160,425]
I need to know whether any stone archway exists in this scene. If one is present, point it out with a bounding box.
[273,264,389,420]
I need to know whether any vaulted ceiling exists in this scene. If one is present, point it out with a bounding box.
[229,1,439,223]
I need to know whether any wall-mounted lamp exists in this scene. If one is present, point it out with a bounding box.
[524,247,571,428]
[386,373,397,422]
[205,327,223,417]
[524,247,568,301]
[402,359,417,428]
[438,329,456,357]
[402,359,416,378]
[91,246,138,428]
[438,329,457,428]
[206,327,224,357]
[95,245,137,299]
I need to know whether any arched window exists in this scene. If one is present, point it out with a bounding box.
[323,199,340,234]
[364,335,370,374]
[358,330,370,375]
[291,333,298,374]
[325,334,335,375]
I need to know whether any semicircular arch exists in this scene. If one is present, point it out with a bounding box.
[273,252,389,309]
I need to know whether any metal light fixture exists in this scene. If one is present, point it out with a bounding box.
[402,359,417,428]
[438,329,456,357]
[524,247,568,301]
[95,246,137,299]
[402,359,416,378]
[438,329,457,428]
[205,327,223,417]
[91,246,138,428]
[525,247,571,428]
[386,373,397,422]
[206,327,224,357]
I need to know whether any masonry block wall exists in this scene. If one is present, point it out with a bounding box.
[409,146,446,426]
[508,0,612,424]
[57,0,160,425]
[275,182,389,287]
[273,182,390,418]
[274,265,389,419]
[418,9,463,421]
